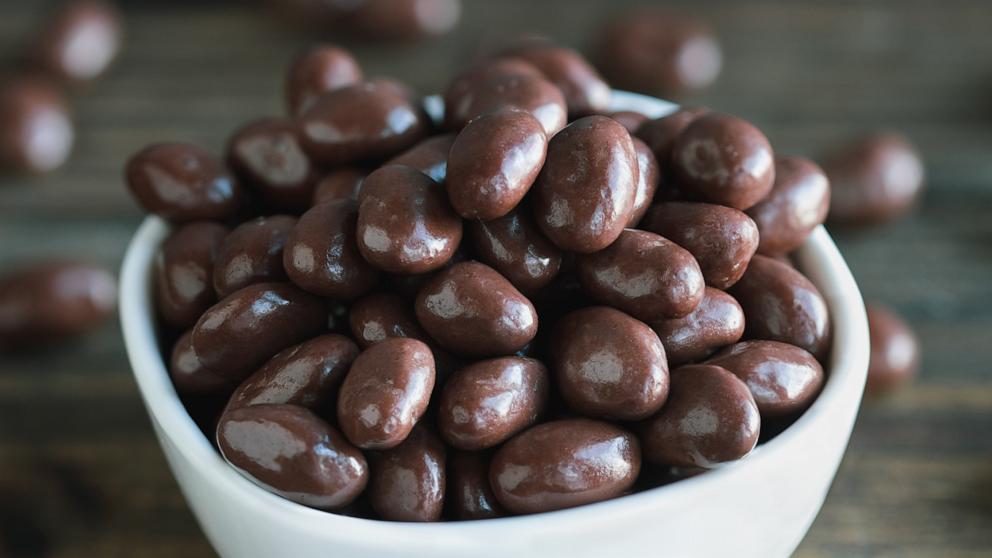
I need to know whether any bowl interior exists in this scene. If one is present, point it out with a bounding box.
[120,91,870,543]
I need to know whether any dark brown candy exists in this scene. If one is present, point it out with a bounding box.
[368,425,446,522]
[747,156,831,255]
[444,58,543,114]
[447,450,504,520]
[597,9,722,97]
[628,137,661,227]
[155,221,227,328]
[671,112,775,210]
[415,261,538,357]
[285,45,363,115]
[225,118,317,211]
[707,340,824,417]
[444,67,567,136]
[865,303,920,396]
[387,133,456,183]
[729,255,831,359]
[356,165,463,274]
[0,261,115,349]
[496,44,611,117]
[642,202,759,289]
[469,205,563,293]
[225,334,359,412]
[607,110,648,134]
[170,330,237,394]
[191,282,326,380]
[490,419,640,514]
[213,215,296,298]
[348,292,426,349]
[639,364,760,468]
[532,115,638,253]
[446,109,547,220]
[284,200,378,300]
[343,0,461,41]
[0,77,74,174]
[651,287,744,366]
[125,143,243,223]
[551,307,669,420]
[437,356,549,450]
[34,0,122,83]
[217,404,367,510]
[824,133,924,226]
[634,107,708,175]
[298,81,427,166]
[577,229,704,321]
[337,338,435,449]
[311,168,364,205]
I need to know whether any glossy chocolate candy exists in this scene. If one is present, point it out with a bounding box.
[285,45,363,115]
[494,44,611,117]
[225,118,318,211]
[576,229,704,321]
[469,205,563,293]
[447,450,504,520]
[490,419,640,515]
[343,0,462,41]
[125,143,243,223]
[437,356,549,450]
[212,215,296,298]
[551,306,669,420]
[707,340,824,417]
[225,334,359,412]
[0,77,74,174]
[444,66,566,136]
[651,287,745,366]
[729,255,831,359]
[356,165,463,274]
[642,201,759,290]
[217,403,368,510]
[415,261,538,357]
[824,132,924,226]
[671,112,775,210]
[284,200,379,300]
[446,109,547,220]
[337,338,435,450]
[348,292,427,349]
[635,107,708,175]
[34,0,122,83]
[597,9,722,97]
[532,115,638,253]
[0,261,115,349]
[747,156,830,255]
[865,303,920,396]
[639,364,760,468]
[170,330,238,395]
[155,221,227,328]
[298,81,428,166]
[191,282,326,380]
[367,424,446,522]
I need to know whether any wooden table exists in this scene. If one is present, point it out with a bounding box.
[2,1,991,556]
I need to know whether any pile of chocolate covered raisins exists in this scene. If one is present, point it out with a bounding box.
[127,41,832,522]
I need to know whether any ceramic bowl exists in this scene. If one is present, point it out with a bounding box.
[121,91,870,558]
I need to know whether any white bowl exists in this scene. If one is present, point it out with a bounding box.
[121,91,870,558]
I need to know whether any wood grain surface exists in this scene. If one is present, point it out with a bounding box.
[1,1,991,556]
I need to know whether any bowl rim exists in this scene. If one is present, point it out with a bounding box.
[120,90,870,542]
